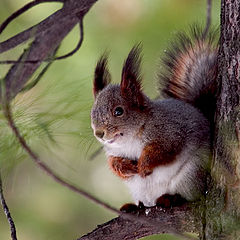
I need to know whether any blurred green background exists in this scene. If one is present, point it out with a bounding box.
[0,0,220,239]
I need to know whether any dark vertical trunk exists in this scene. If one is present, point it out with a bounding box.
[206,0,240,239]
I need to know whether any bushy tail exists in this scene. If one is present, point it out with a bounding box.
[159,26,218,123]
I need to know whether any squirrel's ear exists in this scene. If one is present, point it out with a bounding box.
[121,44,145,108]
[93,55,111,98]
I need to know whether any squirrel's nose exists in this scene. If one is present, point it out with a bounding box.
[95,130,105,139]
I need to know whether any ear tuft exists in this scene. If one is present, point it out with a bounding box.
[121,44,145,107]
[93,54,111,98]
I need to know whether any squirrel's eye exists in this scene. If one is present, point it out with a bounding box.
[113,107,124,117]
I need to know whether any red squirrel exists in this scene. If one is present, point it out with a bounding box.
[91,27,218,210]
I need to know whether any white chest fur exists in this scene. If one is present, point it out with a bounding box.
[125,161,182,207]
[104,137,199,207]
[104,136,143,160]
[124,145,200,207]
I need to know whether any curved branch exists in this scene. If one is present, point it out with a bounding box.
[0,0,95,54]
[0,17,84,64]
[0,173,18,240]
[0,6,64,54]
[0,0,64,35]
[79,203,199,240]
[54,18,84,60]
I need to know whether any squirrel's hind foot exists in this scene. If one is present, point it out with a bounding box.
[120,201,145,213]
[156,193,187,208]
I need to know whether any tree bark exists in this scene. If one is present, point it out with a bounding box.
[79,203,200,240]
[205,0,240,239]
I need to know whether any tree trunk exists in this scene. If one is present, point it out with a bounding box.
[205,0,240,239]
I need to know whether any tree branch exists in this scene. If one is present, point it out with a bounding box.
[0,0,93,53]
[0,17,84,64]
[0,0,98,102]
[0,173,18,240]
[79,203,200,240]
[0,6,64,54]
[0,0,64,35]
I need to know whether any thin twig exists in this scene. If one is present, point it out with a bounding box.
[54,19,84,60]
[202,0,212,39]
[0,173,18,240]
[0,18,84,64]
[0,0,64,35]
[2,101,195,240]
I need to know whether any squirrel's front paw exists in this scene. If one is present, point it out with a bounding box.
[108,156,138,179]
[138,168,153,178]
[138,160,153,178]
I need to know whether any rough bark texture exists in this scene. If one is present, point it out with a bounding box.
[79,203,200,240]
[205,0,240,239]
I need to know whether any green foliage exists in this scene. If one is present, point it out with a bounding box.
[141,234,187,240]
[0,99,50,172]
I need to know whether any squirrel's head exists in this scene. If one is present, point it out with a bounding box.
[91,45,150,146]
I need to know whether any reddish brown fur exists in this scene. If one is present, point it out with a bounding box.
[138,141,182,177]
[169,42,214,100]
[109,138,183,178]
[108,156,138,179]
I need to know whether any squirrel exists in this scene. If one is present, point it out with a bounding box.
[91,27,218,210]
